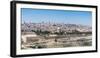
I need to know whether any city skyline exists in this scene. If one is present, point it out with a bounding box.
[21,8,92,26]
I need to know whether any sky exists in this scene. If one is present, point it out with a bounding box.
[21,8,92,26]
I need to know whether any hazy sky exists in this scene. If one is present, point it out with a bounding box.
[21,8,92,26]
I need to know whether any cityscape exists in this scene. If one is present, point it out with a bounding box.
[21,8,92,49]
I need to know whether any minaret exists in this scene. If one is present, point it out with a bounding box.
[57,27,60,32]
[23,20,26,24]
